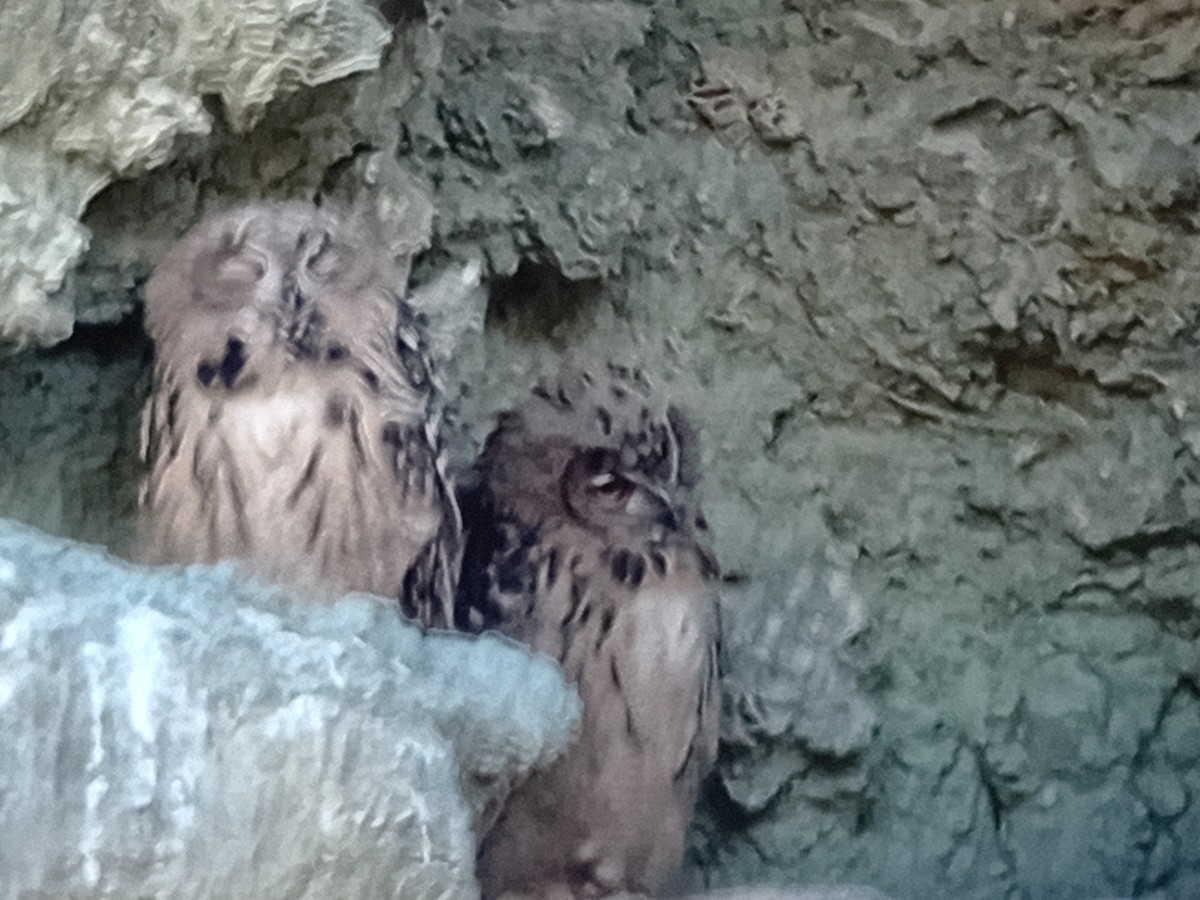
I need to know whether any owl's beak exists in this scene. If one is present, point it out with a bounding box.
[279,283,321,356]
[284,282,305,312]
[626,479,680,531]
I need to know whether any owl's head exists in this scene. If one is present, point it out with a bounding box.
[144,202,406,381]
[481,365,709,544]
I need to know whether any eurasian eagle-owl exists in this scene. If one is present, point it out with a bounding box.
[456,365,722,899]
[138,201,459,624]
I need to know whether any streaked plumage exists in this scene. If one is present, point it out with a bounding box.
[138,201,459,624]
[457,366,721,899]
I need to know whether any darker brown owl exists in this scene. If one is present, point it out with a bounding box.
[456,365,721,899]
[138,201,459,625]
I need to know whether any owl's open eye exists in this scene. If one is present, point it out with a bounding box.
[563,448,646,525]
[586,472,635,505]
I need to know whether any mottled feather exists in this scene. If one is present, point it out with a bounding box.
[138,201,460,623]
[458,365,721,899]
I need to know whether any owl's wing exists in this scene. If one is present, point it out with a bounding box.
[400,499,462,629]
[452,481,539,635]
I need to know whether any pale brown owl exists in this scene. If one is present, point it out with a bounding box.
[456,365,721,899]
[138,201,460,625]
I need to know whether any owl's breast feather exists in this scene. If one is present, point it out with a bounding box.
[221,390,326,466]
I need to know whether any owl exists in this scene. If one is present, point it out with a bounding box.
[456,365,721,899]
[138,201,460,625]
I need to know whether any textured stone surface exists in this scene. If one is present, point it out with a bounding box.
[0,321,146,555]
[0,518,579,900]
[389,5,1200,898]
[0,0,393,348]
[1,1,1200,899]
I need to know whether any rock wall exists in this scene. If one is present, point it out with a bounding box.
[0,0,394,347]
[2,1,1199,899]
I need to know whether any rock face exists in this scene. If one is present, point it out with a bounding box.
[2,1,1200,899]
[0,519,580,900]
[0,0,396,348]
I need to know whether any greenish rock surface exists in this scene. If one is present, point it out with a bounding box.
[2,1,1199,899]
[0,0,392,347]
